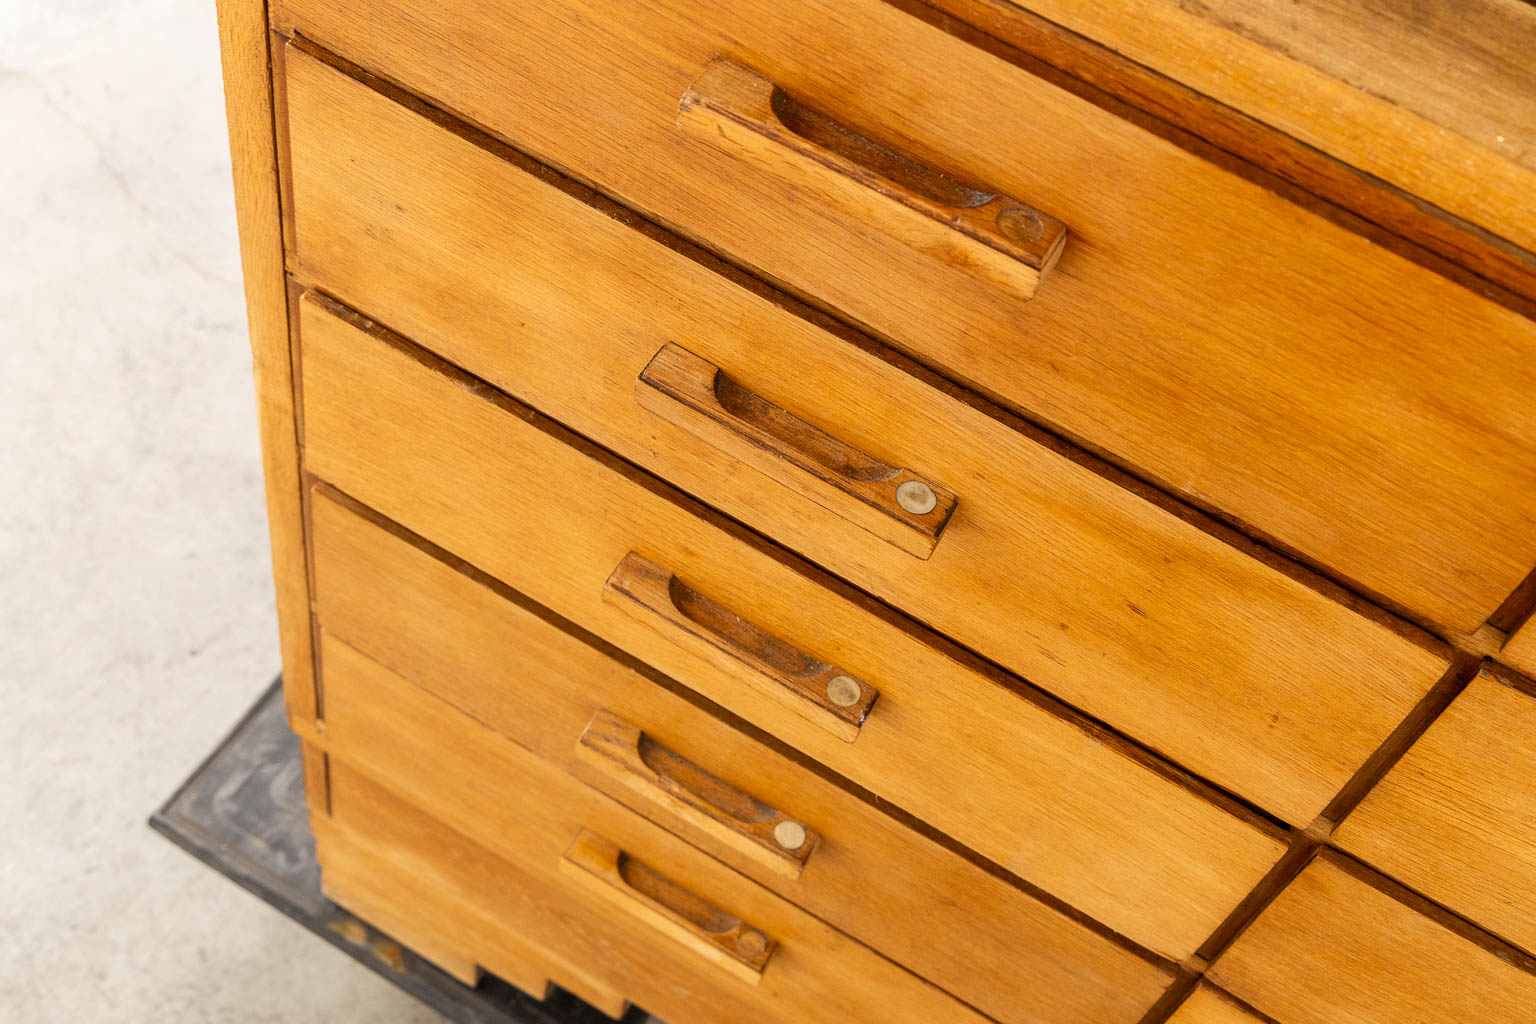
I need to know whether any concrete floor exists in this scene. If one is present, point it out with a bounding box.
[1,2,442,1020]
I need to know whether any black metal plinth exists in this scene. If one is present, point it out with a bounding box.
[150,678,648,1024]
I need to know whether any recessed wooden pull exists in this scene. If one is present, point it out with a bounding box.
[678,58,1066,300]
[558,828,776,985]
[576,709,820,878]
[602,552,878,742]
[637,343,957,558]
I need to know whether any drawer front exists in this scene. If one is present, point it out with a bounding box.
[296,291,1285,957]
[1208,856,1536,1024]
[1335,669,1536,955]
[316,640,996,1024]
[309,496,1170,1023]
[268,10,1536,633]
[1502,618,1536,677]
[283,46,1448,826]
[1168,987,1265,1024]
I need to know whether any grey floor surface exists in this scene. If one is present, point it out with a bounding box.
[1,2,442,1020]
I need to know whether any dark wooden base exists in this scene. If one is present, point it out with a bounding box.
[150,677,654,1024]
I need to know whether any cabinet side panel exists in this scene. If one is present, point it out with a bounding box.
[215,0,315,722]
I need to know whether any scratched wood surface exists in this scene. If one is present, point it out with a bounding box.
[281,48,1448,826]
[268,1,1536,633]
[309,494,1170,1022]
[296,298,1288,959]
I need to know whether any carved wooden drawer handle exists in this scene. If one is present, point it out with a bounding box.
[559,828,776,984]
[638,343,957,558]
[576,709,820,878]
[677,58,1067,300]
[602,552,878,742]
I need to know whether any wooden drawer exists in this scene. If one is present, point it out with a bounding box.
[282,45,1449,826]
[310,719,990,1024]
[268,8,1536,633]
[1168,987,1265,1024]
[1207,855,1536,1024]
[296,291,1286,957]
[1334,668,1536,955]
[308,496,1171,1023]
[1502,618,1536,677]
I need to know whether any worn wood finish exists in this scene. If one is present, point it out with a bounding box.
[1335,669,1536,956]
[1209,855,1536,1024]
[558,828,778,986]
[636,343,957,559]
[1501,618,1536,677]
[678,57,1067,301]
[307,488,1175,1022]
[268,9,1536,633]
[213,0,315,724]
[316,640,995,1024]
[297,304,1291,959]
[951,0,1536,258]
[313,805,627,1015]
[904,0,1536,308]
[575,710,820,880]
[1168,986,1268,1024]
[281,51,1448,824]
[605,553,879,743]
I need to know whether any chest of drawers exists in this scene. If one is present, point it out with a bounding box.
[216,1,1536,1020]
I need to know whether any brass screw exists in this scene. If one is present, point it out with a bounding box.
[896,480,937,515]
[735,929,768,958]
[773,820,808,851]
[826,675,862,708]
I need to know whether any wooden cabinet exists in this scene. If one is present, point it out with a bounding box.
[215,0,1536,1018]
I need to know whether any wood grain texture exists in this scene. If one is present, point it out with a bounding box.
[214,0,315,723]
[903,0,1536,307]
[1209,855,1536,1024]
[281,49,1448,825]
[316,640,994,1024]
[306,487,1175,1023]
[1168,986,1267,1024]
[296,306,1286,961]
[268,5,1536,632]
[677,57,1067,299]
[1335,669,1536,955]
[636,343,957,559]
[957,0,1536,256]
[1501,617,1536,677]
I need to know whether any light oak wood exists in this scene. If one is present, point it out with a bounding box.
[268,8,1536,632]
[677,58,1067,301]
[1168,986,1266,1024]
[308,491,1173,1022]
[313,807,624,1014]
[281,50,1448,824]
[951,0,1536,258]
[576,710,821,880]
[316,638,994,1024]
[213,0,314,723]
[1209,855,1536,1024]
[636,343,957,559]
[559,828,777,986]
[605,553,878,743]
[1501,618,1536,677]
[1335,669,1536,955]
[299,303,1287,959]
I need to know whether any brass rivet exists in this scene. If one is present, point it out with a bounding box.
[896,480,937,515]
[826,675,862,708]
[773,820,807,851]
[736,929,768,957]
[995,204,1044,243]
